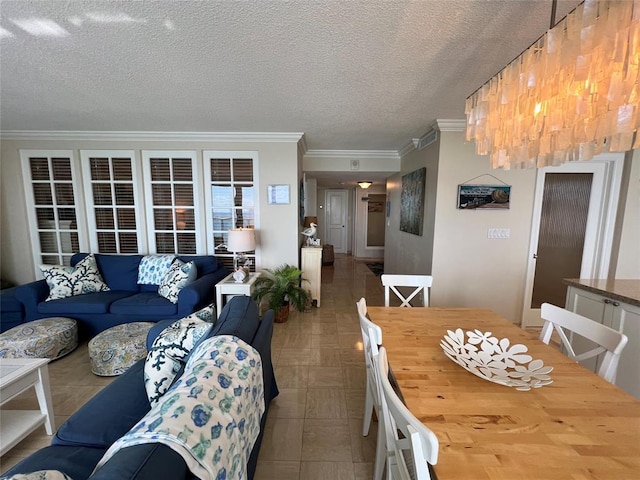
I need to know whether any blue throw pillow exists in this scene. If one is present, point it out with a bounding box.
[137,255,176,285]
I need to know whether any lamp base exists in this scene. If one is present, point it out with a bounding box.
[232,267,249,283]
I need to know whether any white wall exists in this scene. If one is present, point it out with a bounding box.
[0,137,301,284]
[615,148,640,278]
[430,131,537,322]
[303,151,399,174]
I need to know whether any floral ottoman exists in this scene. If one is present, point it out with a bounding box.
[0,317,78,360]
[88,322,154,376]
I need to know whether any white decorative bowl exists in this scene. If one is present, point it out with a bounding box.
[440,328,553,391]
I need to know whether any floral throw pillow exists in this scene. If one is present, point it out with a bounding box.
[40,254,110,301]
[158,259,196,304]
[137,254,176,285]
[143,304,215,405]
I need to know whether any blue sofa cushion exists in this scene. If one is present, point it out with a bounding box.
[90,443,190,480]
[110,293,178,316]
[0,446,106,480]
[72,253,142,292]
[139,284,161,293]
[211,296,260,344]
[177,255,220,276]
[53,359,151,449]
[37,291,133,315]
[1,287,25,333]
[1,286,25,313]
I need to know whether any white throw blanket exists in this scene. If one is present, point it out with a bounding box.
[94,335,265,480]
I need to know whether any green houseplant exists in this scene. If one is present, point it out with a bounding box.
[252,264,311,322]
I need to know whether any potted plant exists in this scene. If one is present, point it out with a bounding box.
[252,264,311,322]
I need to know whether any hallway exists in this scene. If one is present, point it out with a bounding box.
[254,254,384,479]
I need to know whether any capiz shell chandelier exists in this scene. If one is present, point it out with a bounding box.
[465,0,640,170]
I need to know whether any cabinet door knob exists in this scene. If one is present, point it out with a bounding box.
[612,301,620,307]
[604,299,612,304]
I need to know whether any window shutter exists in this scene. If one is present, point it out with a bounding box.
[81,151,145,254]
[142,151,203,254]
[20,150,88,273]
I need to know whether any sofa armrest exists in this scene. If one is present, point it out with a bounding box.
[14,280,49,321]
[176,269,228,316]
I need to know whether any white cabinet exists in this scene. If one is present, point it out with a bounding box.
[566,285,640,398]
[301,247,322,308]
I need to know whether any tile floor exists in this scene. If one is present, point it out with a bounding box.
[0,254,386,478]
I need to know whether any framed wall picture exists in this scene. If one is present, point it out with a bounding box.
[267,184,290,204]
[400,167,426,236]
[457,184,511,209]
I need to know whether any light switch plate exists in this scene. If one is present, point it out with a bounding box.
[488,228,510,239]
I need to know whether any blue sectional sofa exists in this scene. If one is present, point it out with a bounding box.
[2,296,278,480]
[15,253,229,338]
[0,287,25,333]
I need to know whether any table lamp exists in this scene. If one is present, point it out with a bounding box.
[227,228,256,283]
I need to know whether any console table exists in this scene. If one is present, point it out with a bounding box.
[0,358,55,456]
[301,246,322,307]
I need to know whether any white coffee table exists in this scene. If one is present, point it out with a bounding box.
[215,272,261,318]
[0,358,55,456]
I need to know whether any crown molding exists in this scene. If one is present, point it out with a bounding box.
[304,149,400,161]
[432,119,465,132]
[297,133,308,156]
[397,140,417,157]
[0,130,305,142]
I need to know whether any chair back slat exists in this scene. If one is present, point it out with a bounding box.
[356,298,386,480]
[540,303,628,383]
[381,274,432,307]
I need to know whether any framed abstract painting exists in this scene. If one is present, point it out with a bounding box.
[400,167,426,236]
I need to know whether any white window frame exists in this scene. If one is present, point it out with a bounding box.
[20,149,89,276]
[80,150,147,254]
[202,151,260,266]
[141,150,205,254]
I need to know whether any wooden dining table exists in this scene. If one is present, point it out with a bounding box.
[367,306,640,480]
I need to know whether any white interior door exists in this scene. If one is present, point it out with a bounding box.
[521,155,623,327]
[326,190,348,253]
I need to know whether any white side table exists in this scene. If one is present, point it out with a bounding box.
[0,358,55,456]
[215,272,261,318]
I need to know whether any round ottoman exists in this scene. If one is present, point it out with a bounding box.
[88,322,154,376]
[0,317,78,360]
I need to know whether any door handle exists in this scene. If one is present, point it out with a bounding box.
[533,253,538,259]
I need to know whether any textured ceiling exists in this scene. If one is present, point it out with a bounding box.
[0,0,581,153]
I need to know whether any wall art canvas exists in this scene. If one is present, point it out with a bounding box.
[400,167,426,236]
[457,184,511,209]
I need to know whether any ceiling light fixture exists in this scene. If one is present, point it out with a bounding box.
[465,0,640,170]
[358,181,372,189]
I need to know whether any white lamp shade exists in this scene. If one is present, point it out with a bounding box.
[227,228,256,253]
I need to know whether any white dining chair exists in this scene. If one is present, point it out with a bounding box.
[381,274,433,307]
[374,346,439,480]
[540,303,628,383]
[356,298,386,480]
